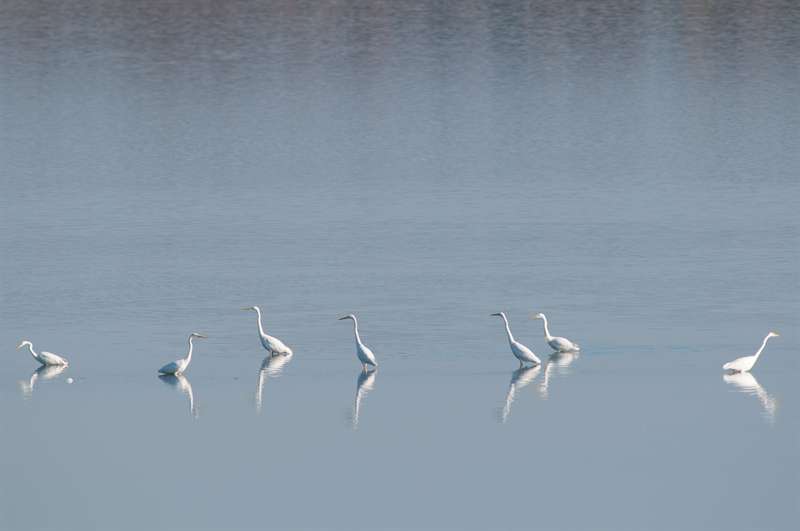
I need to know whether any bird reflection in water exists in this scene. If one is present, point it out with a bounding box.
[352,369,377,430]
[19,364,68,399]
[159,374,198,419]
[500,365,541,423]
[255,352,293,414]
[723,371,777,423]
[538,350,580,399]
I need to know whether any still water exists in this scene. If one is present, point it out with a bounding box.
[1,1,798,529]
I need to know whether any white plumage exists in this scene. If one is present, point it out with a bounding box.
[17,340,69,366]
[532,313,580,352]
[338,314,378,370]
[491,312,541,367]
[242,306,293,356]
[158,332,206,375]
[723,332,779,373]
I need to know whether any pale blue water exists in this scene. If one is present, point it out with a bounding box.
[1,1,798,530]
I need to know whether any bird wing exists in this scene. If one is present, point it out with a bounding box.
[360,345,378,366]
[723,356,749,371]
[266,335,293,355]
[551,337,577,351]
[159,360,181,374]
[512,341,540,364]
[39,350,68,366]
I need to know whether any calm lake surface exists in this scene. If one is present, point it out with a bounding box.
[1,1,798,529]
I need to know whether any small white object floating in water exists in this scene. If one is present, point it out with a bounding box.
[66,377,74,384]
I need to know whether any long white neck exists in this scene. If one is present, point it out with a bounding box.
[254,308,266,337]
[500,314,515,343]
[540,315,553,341]
[25,343,39,363]
[351,317,363,346]
[753,334,773,362]
[185,335,195,365]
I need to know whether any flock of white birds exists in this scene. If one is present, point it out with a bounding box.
[15,307,779,379]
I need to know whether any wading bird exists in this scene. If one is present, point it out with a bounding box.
[242,306,293,356]
[491,312,541,367]
[158,333,206,375]
[16,340,69,367]
[531,313,580,352]
[338,314,377,371]
[723,332,779,373]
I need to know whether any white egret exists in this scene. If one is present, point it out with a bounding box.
[723,371,777,423]
[255,352,293,413]
[16,340,69,367]
[531,313,580,352]
[158,332,206,375]
[242,306,293,356]
[722,332,779,373]
[353,369,377,429]
[19,364,68,398]
[159,373,197,419]
[501,365,541,423]
[338,314,378,370]
[490,312,541,367]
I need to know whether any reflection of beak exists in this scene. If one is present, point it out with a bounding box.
[16,342,24,349]
[196,334,208,339]
[338,316,348,321]
[241,307,252,311]
[490,313,501,317]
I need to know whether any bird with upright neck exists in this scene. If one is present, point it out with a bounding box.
[242,306,293,356]
[723,332,779,373]
[491,312,541,368]
[531,313,580,352]
[16,340,69,367]
[158,332,207,375]
[338,314,378,371]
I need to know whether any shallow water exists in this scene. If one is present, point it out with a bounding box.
[0,1,798,529]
